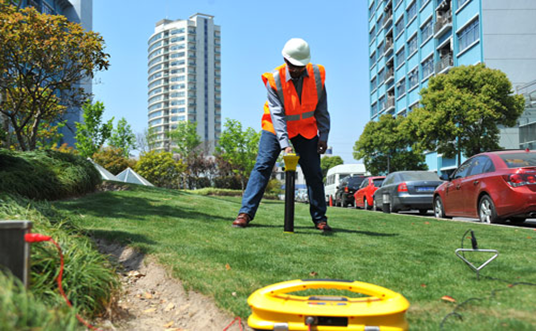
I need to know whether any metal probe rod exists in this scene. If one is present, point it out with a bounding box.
[283,154,300,233]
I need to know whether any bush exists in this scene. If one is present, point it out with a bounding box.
[92,146,137,175]
[135,150,185,188]
[0,149,101,200]
[0,273,79,331]
[0,194,120,322]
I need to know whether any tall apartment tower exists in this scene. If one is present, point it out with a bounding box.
[368,0,536,174]
[13,0,93,147]
[147,13,221,153]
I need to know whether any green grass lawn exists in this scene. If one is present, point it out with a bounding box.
[54,184,536,330]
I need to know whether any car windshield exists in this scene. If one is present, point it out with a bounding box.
[373,178,384,187]
[499,152,536,168]
[400,172,439,181]
[347,176,365,188]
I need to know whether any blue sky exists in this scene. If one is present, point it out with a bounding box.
[93,0,370,163]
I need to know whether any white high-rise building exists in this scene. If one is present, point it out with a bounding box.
[147,13,221,153]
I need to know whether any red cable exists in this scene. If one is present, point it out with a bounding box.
[25,233,103,331]
[223,316,243,331]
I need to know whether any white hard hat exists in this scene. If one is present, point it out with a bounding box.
[282,38,311,66]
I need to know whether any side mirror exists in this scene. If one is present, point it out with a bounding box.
[440,173,450,181]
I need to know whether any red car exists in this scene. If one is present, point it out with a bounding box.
[433,150,536,224]
[354,176,385,210]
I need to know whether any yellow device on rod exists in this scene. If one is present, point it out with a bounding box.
[247,279,409,331]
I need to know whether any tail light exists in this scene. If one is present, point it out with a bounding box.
[398,182,408,192]
[344,187,349,193]
[504,169,536,187]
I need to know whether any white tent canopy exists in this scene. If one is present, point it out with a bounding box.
[87,158,120,181]
[116,167,154,186]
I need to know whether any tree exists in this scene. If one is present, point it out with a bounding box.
[168,121,202,159]
[136,127,159,154]
[135,150,185,189]
[410,64,525,164]
[109,117,137,157]
[92,146,136,175]
[75,101,113,158]
[353,114,427,175]
[321,156,344,181]
[216,119,260,191]
[0,4,109,150]
[168,121,207,188]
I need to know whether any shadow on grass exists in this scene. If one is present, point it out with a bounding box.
[61,192,230,223]
[248,223,398,237]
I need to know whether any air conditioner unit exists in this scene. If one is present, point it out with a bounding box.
[0,221,32,288]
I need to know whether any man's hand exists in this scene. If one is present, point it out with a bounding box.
[284,146,294,155]
[317,141,327,154]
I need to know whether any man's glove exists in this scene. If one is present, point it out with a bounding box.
[317,140,327,154]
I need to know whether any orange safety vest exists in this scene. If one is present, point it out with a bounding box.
[261,63,325,140]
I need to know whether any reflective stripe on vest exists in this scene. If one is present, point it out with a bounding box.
[272,64,323,122]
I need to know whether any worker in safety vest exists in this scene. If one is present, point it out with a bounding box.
[232,38,331,231]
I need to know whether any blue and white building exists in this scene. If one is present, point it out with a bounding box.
[14,0,93,147]
[147,14,222,153]
[368,0,536,174]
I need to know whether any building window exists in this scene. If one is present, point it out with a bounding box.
[371,102,378,117]
[407,2,417,23]
[379,96,386,112]
[395,0,404,8]
[421,56,433,79]
[458,0,471,8]
[370,51,377,67]
[421,19,433,43]
[377,42,385,56]
[408,67,419,89]
[458,19,479,53]
[407,34,418,56]
[371,76,378,91]
[396,78,406,97]
[171,28,185,35]
[369,26,376,41]
[396,47,405,68]
[378,68,386,85]
[395,16,405,38]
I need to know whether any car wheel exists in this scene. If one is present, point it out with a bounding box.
[364,199,370,210]
[479,195,502,224]
[433,196,450,219]
[509,217,526,225]
[342,200,349,208]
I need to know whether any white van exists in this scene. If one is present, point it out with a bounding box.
[324,164,368,204]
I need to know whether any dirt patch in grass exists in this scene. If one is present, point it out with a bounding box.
[94,239,250,331]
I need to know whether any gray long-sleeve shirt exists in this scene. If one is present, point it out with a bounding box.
[266,65,330,150]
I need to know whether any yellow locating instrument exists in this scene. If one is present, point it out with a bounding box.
[248,279,409,331]
[283,154,300,172]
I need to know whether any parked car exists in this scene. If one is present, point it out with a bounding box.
[354,176,386,210]
[334,175,367,207]
[324,164,368,204]
[295,188,309,204]
[433,150,536,224]
[373,171,443,214]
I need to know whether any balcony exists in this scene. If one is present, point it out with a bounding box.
[434,10,452,38]
[384,38,394,56]
[435,53,453,73]
[386,97,395,111]
[384,68,394,84]
[382,9,393,28]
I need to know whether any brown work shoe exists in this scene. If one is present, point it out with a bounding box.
[232,213,251,228]
[315,221,332,232]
